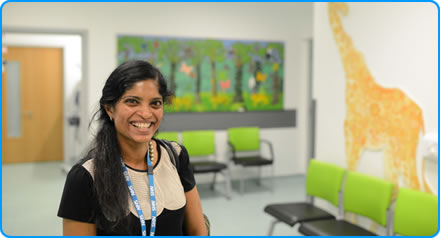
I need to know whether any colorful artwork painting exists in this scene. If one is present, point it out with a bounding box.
[117,35,284,112]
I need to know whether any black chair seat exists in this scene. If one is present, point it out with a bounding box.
[232,156,273,166]
[191,161,227,173]
[264,202,335,226]
[299,219,377,236]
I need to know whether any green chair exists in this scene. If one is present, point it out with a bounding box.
[155,131,179,142]
[299,171,394,236]
[182,130,231,199]
[264,159,346,235]
[227,127,274,193]
[392,187,438,236]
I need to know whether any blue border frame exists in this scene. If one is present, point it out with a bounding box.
[0,1,438,237]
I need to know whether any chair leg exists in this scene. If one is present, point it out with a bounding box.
[240,166,245,194]
[257,166,262,186]
[223,169,232,200]
[271,164,275,192]
[267,219,280,236]
[211,173,217,190]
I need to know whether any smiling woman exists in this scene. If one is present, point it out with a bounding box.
[57,60,208,236]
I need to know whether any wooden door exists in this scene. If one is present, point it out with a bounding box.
[2,47,63,163]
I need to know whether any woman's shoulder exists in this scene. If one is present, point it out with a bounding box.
[68,155,95,180]
[58,156,97,222]
[62,158,96,196]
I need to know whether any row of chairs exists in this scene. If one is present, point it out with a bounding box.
[155,127,275,198]
[264,159,438,236]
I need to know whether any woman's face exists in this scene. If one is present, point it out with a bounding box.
[106,79,163,147]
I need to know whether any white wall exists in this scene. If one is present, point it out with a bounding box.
[3,2,313,177]
[313,2,437,234]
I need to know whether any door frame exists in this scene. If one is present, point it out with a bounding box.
[3,27,88,170]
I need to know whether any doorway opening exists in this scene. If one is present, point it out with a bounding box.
[2,29,88,172]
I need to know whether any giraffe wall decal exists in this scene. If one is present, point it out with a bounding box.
[328,2,431,193]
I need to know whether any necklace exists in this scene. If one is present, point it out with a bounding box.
[148,141,155,162]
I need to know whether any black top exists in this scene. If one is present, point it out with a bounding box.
[58,142,196,235]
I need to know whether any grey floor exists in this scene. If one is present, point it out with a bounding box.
[2,161,305,236]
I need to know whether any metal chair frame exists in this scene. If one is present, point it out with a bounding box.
[228,138,274,194]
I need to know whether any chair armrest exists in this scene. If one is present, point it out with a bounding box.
[227,141,237,161]
[260,139,274,161]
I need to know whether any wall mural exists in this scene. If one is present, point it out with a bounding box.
[328,3,431,194]
[117,35,284,113]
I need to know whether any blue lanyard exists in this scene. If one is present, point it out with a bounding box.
[121,151,157,236]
